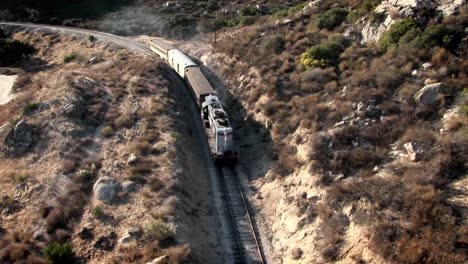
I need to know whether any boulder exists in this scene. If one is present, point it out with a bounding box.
[4,119,38,155]
[93,177,120,204]
[414,82,445,106]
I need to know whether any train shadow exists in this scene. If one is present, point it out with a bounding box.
[193,58,274,182]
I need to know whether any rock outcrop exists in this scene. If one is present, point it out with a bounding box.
[349,0,466,44]
[3,119,38,156]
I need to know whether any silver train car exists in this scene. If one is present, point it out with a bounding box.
[150,39,239,162]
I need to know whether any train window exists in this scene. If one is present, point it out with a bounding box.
[212,103,222,109]
[177,64,180,73]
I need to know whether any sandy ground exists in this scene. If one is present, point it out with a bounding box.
[0,74,17,105]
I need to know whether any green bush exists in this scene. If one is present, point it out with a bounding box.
[239,16,257,26]
[206,0,219,11]
[272,2,309,18]
[264,35,286,54]
[145,219,174,241]
[78,166,95,179]
[379,19,462,54]
[301,35,349,68]
[315,8,348,30]
[23,102,39,115]
[92,206,104,219]
[419,24,462,52]
[63,53,77,63]
[347,0,384,22]
[43,242,74,264]
[378,18,419,51]
[240,6,259,16]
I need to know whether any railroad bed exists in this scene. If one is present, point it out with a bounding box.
[217,166,267,264]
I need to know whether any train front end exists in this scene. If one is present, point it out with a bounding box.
[213,127,239,162]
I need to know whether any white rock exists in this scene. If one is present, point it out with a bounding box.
[127,153,138,165]
[404,142,422,162]
[422,62,432,69]
[146,255,169,264]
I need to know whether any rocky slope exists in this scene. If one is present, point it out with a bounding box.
[0,29,223,264]
[181,0,467,263]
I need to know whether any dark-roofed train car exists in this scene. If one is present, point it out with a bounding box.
[185,66,217,108]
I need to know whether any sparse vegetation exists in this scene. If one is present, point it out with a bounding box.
[43,242,74,264]
[13,172,30,183]
[315,8,348,30]
[91,206,104,219]
[301,35,349,68]
[63,52,78,63]
[22,102,39,115]
[213,1,467,263]
[145,220,174,242]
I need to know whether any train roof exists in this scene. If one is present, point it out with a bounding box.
[150,39,175,53]
[186,67,217,99]
[168,49,197,68]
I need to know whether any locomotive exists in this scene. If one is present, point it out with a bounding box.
[149,39,239,162]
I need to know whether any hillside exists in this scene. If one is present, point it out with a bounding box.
[0,29,223,263]
[180,0,468,263]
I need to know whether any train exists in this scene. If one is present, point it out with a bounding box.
[149,39,239,162]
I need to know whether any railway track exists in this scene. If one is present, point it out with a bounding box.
[0,22,155,57]
[217,166,267,264]
[0,22,267,263]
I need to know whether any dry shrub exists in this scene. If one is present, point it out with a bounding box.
[113,242,159,263]
[431,47,449,66]
[134,141,151,156]
[161,244,190,264]
[148,177,164,192]
[114,114,134,128]
[129,159,154,176]
[398,82,420,100]
[0,230,44,263]
[319,213,349,262]
[62,159,78,174]
[101,125,114,137]
[444,116,464,132]
[399,125,436,149]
